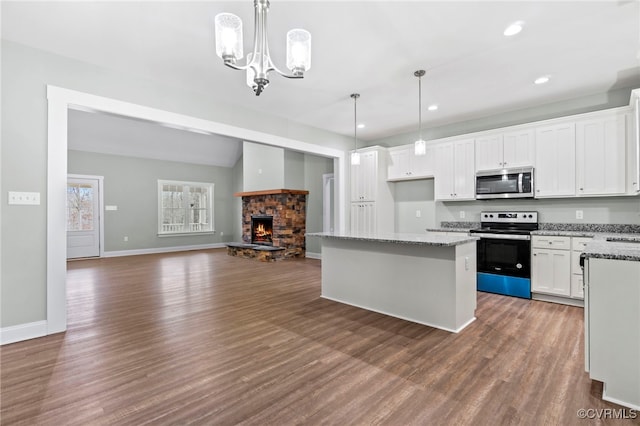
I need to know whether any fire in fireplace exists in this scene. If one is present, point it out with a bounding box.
[251,215,273,245]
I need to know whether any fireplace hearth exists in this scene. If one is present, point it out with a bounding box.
[251,215,273,245]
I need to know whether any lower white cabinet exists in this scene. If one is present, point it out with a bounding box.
[350,202,376,234]
[532,235,590,300]
[532,245,571,297]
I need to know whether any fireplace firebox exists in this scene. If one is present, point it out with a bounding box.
[251,215,273,245]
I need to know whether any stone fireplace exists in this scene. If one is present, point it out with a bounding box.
[227,189,308,260]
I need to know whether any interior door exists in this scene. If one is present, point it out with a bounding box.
[67,177,100,259]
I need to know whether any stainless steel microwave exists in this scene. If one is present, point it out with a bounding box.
[476,167,534,199]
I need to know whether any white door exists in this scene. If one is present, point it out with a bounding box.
[67,177,101,259]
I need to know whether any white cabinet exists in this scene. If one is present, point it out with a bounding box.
[628,91,640,194]
[475,130,535,171]
[387,144,434,181]
[434,139,475,201]
[349,147,394,234]
[350,202,376,234]
[351,150,377,202]
[576,114,626,196]
[531,236,571,297]
[535,123,576,197]
[570,237,592,299]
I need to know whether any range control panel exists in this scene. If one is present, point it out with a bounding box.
[480,211,538,224]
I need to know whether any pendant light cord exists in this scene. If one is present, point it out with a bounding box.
[351,93,360,152]
[414,69,425,141]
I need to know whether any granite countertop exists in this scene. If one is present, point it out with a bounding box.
[307,231,478,247]
[582,234,640,262]
[424,227,472,233]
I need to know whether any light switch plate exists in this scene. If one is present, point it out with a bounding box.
[8,191,40,205]
[576,210,584,220]
[105,205,118,211]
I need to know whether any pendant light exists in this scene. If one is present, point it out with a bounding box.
[350,93,361,165]
[414,69,427,156]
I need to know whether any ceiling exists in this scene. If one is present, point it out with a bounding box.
[3,1,640,159]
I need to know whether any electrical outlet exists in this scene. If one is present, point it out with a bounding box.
[415,210,421,218]
[220,231,224,236]
[459,211,466,219]
[123,236,129,242]
[576,210,584,220]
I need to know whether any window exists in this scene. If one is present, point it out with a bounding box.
[158,180,214,235]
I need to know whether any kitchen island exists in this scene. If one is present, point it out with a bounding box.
[307,232,478,333]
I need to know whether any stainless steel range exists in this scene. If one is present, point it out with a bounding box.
[470,211,539,299]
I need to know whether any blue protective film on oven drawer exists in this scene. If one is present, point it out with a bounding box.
[477,272,531,299]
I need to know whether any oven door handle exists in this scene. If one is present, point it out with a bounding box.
[473,233,531,241]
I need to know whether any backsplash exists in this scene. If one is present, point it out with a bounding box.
[440,221,640,234]
[538,223,640,234]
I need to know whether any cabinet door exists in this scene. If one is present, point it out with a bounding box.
[453,139,476,200]
[532,249,571,296]
[387,148,411,180]
[411,144,434,178]
[475,135,503,171]
[503,129,535,168]
[576,115,626,196]
[434,143,455,200]
[535,123,576,197]
[571,274,584,299]
[351,151,377,201]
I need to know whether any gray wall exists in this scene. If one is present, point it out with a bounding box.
[1,40,351,328]
[242,142,285,191]
[68,150,235,251]
[304,154,334,254]
[437,197,640,225]
[284,150,305,189]
[393,180,437,232]
[232,155,243,241]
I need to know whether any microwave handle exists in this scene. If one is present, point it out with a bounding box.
[518,173,523,193]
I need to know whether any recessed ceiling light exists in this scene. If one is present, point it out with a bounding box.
[428,104,439,111]
[504,21,524,36]
[357,123,365,129]
[534,75,551,85]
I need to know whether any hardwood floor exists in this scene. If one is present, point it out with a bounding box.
[1,249,637,425]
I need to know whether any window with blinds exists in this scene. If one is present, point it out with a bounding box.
[158,180,214,235]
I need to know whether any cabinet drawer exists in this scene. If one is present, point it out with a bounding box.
[572,237,593,251]
[532,236,571,250]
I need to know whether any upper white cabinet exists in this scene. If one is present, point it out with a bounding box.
[434,139,475,201]
[351,150,377,202]
[535,123,576,198]
[628,91,640,194]
[475,130,535,171]
[575,113,626,196]
[387,144,434,181]
[349,147,394,234]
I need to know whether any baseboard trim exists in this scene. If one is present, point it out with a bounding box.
[103,243,226,258]
[1,320,48,345]
[305,252,322,260]
[532,292,584,307]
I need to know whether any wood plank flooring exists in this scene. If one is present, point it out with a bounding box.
[1,249,637,425]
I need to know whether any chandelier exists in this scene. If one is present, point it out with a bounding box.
[214,0,311,96]
[414,69,427,156]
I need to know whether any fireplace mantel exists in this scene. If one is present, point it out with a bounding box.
[234,189,309,197]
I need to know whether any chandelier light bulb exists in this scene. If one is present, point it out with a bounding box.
[214,13,243,62]
[286,29,311,75]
